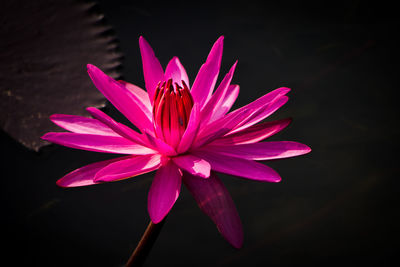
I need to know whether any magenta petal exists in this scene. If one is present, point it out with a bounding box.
[118,80,152,112]
[200,61,237,126]
[143,131,177,156]
[192,151,281,182]
[201,141,311,160]
[164,57,189,87]
[190,36,224,108]
[172,154,211,178]
[183,172,243,248]
[148,160,182,223]
[209,84,240,123]
[225,87,290,132]
[232,87,290,114]
[231,95,289,133]
[87,64,153,133]
[50,114,119,136]
[56,157,127,187]
[212,118,292,145]
[86,107,146,145]
[42,132,156,155]
[94,154,161,182]
[139,36,164,102]
[193,107,253,148]
[177,104,200,154]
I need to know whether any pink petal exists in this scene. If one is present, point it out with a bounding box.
[211,118,292,145]
[192,107,253,149]
[148,160,182,223]
[183,172,243,248]
[177,104,200,154]
[231,95,289,133]
[50,114,119,136]
[139,36,165,102]
[198,92,288,144]
[86,107,146,145]
[200,61,237,126]
[164,57,189,87]
[192,151,281,182]
[209,84,240,123]
[223,87,290,135]
[201,141,311,160]
[230,87,290,115]
[143,131,177,156]
[172,154,211,178]
[56,156,127,187]
[118,80,152,112]
[87,64,153,133]
[94,154,162,182]
[42,132,156,155]
[190,36,224,108]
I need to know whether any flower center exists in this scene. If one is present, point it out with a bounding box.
[152,79,193,148]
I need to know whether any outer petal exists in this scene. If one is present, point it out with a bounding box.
[200,61,237,126]
[192,151,281,182]
[197,92,288,146]
[87,64,153,132]
[190,36,224,108]
[209,84,240,123]
[231,95,289,133]
[164,57,189,87]
[50,114,119,136]
[229,87,290,116]
[183,172,243,248]
[94,154,162,182]
[192,107,253,149]
[211,118,292,145]
[86,107,146,145]
[118,80,152,112]
[200,141,312,160]
[172,154,211,178]
[195,88,290,145]
[139,36,164,102]
[148,160,182,223]
[56,157,127,187]
[42,132,156,155]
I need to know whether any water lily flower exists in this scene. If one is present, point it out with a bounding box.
[42,36,311,249]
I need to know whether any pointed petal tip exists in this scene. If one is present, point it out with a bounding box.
[233,59,238,67]
[278,87,291,94]
[86,63,97,71]
[139,35,150,47]
[41,132,52,141]
[56,179,69,188]
[49,113,62,122]
[230,238,243,249]
[272,176,282,183]
[304,144,312,153]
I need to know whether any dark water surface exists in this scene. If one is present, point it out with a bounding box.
[2,0,399,266]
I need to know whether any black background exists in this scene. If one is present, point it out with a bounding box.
[2,0,400,266]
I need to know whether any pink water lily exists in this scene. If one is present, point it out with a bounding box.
[42,36,310,249]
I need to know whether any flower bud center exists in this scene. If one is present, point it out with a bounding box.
[152,79,193,148]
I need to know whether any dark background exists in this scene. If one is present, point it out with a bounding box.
[2,0,400,266]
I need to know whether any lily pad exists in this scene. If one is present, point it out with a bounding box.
[0,0,122,151]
